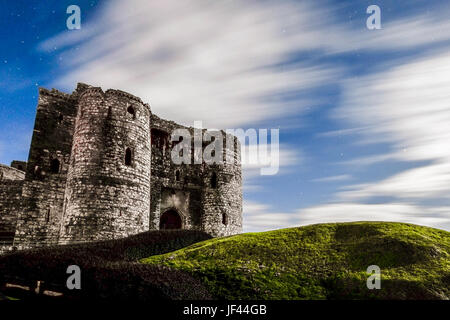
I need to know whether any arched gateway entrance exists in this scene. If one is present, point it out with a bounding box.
[159,209,182,229]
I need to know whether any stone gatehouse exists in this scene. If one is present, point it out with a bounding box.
[0,83,242,253]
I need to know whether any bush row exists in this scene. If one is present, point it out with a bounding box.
[0,230,213,300]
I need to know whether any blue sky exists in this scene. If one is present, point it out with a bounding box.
[1,0,450,231]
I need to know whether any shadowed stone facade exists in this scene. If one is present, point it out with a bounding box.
[0,83,242,253]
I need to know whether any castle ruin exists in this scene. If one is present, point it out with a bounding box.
[0,83,242,253]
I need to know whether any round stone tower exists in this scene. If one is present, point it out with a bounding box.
[59,86,151,244]
[201,133,242,237]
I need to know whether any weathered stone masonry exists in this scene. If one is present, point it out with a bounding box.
[0,83,242,253]
[0,165,24,245]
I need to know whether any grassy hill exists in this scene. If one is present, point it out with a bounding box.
[1,222,449,300]
[141,222,450,299]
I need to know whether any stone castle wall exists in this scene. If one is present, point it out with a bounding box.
[60,87,152,244]
[149,115,205,232]
[0,83,242,251]
[13,88,78,249]
[149,115,242,236]
[201,132,242,237]
[0,179,23,236]
[0,165,25,253]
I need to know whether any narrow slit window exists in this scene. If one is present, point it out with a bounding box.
[50,159,60,173]
[211,172,217,189]
[125,148,133,166]
[222,213,228,225]
[175,170,180,181]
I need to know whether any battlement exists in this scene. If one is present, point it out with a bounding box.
[105,89,144,105]
[38,87,76,101]
[37,84,153,107]
[77,85,105,98]
[75,84,152,116]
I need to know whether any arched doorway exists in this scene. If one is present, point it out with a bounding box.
[159,209,182,230]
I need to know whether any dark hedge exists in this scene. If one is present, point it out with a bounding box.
[0,230,213,300]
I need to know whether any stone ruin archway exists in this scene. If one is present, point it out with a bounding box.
[159,209,182,230]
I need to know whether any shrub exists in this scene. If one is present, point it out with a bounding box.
[0,230,213,300]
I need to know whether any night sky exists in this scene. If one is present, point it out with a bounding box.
[1,0,449,231]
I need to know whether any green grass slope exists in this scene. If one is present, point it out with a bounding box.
[141,222,450,299]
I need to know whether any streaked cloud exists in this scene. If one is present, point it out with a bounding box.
[326,13,450,53]
[337,153,395,167]
[36,1,450,232]
[242,143,301,179]
[244,201,450,232]
[335,51,450,203]
[42,0,344,129]
[44,1,450,130]
[295,203,450,231]
[311,174,352,183]
[243,200,296,232]
[240,4,450,232]
[316,127,368,138]
[242,143,301,193]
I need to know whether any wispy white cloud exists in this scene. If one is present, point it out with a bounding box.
[41,1,450,130]
[244,201,450,232]
[326,13,450,54]
[242,143,301,178]
[335,51,450,203]
[240,6,450,232]
[338,162,450,201]
[337,153,395,167]
[316,127,368,138]
[43,0,344,129]
[243,200,296,232]
[311,174,352,183]
[295,203,450,231]
[242,143,301,192]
